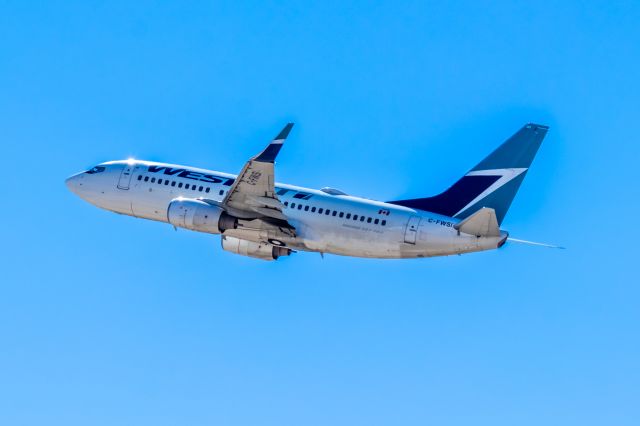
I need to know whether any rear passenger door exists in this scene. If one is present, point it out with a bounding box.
[403,216,421,244]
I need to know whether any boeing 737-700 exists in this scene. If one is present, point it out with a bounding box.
[66,123,553,260]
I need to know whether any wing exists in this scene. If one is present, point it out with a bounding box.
[222,123,293,222]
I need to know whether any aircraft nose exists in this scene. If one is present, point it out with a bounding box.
[65,173,85,196]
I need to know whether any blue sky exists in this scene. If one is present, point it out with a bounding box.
[1,1,638,425]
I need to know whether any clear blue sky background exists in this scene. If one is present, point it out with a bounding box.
[1,1,638,425]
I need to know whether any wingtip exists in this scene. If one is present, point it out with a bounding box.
[254,123,293,162]
[275,122,294,140]
[526,123,550,131]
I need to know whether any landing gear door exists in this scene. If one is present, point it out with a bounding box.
[117,164,134,190]
[404,216,421,244]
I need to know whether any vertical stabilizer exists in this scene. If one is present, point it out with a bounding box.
[389,123,548,224]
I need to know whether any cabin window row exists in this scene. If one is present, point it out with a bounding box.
[283,201,387,226]
[138,175,226,196]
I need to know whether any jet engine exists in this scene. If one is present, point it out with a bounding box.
[221,236,291,261]
[167,198,237,234]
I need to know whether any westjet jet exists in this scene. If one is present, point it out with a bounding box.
[66,123,553,260]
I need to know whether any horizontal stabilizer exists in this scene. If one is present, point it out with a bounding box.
[454,207,500,237]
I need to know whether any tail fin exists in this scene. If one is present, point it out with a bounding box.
[389,123,548,225]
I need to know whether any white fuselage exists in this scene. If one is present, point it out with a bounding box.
[66,160,507,259]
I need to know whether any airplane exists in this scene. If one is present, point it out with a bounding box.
[66,122,556,261]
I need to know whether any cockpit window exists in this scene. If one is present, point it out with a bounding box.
[85,166,106,174]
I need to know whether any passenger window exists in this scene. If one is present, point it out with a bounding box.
[346,213,351,219]
[151,178,156,183]
[353,215,358,220]
[325,209,331,215]
[178,182,183,188]
[339,212,344,218]
[158,179,163,184]
[360,216,365,222]
[318,208,323,214]
[165,180,169,185]
[219,190,224,195]
[304,205,309,211]
[291,203,296,208]
[144,176,149,182]
[137,175,142,181]
[374,218,379,224]
[199,186,203,191]
[205,187,210,193]
[367,217,372,223]
[311,207,316,212]
[332,211,337,216]
[298,204,303,210]
[381,220,387,226]
[284,201,289,206]
[171,181,176,187]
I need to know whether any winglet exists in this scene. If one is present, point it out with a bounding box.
[253,123,294,163]
[274,122,294,141]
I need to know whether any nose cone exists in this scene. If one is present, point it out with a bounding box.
[65,173,85,196]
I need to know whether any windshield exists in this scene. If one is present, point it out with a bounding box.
[85,166,106,174]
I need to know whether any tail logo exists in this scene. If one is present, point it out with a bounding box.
[453,168,527,217]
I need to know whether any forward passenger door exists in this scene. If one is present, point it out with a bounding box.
[117,163,135,190]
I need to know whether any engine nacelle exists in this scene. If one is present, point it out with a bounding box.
[221,236,291,261]
[167,198,237,234]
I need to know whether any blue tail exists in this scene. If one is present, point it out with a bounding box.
[389,123,548,225]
